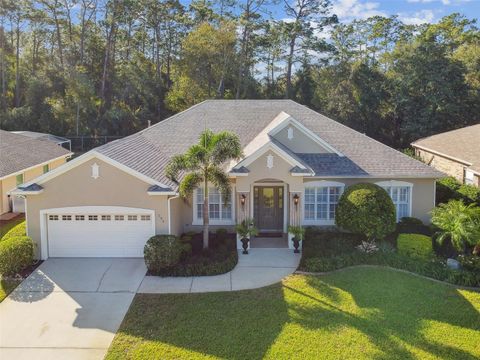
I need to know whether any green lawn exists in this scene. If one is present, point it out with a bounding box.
[106,267,480,360]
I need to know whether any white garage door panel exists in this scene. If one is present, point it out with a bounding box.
[47,213,154,258]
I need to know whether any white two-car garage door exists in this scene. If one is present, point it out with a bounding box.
[46,207,155,257]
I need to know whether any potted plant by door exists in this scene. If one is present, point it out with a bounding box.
[288,225,305,253]
[235,218,258,254]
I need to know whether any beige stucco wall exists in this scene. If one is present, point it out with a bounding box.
[273,125,330,154]
[236,150,304,192]
[0,156,68,215]
[180,150,437,232]
[25,157,170,258]
[304,177,436,224]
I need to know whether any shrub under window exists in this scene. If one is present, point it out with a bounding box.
[397,233,434,259]
[336,183,396,241]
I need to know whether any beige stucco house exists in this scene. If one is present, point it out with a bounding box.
[0,130,72,215]
[14,100,443,259]
[412,124,480,187]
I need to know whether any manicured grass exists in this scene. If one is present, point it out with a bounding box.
[0,278,21,302]
[0,219,26,240]
[106,268,480,360]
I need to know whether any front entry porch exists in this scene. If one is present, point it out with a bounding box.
[235,179,303,251]
[250,233,288,248]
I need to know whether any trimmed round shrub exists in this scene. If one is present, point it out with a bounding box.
[397,233,434,259]
[144,235,183,274]
[0,236,34,275]
[336,183,396,241]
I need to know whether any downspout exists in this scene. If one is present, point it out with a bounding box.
[167,194,179,235]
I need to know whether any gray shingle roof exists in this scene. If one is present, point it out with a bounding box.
[412,124,480,173]
[97,100,442,190]
[0,130,71,178]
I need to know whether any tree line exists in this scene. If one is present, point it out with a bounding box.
[0,0,479,149]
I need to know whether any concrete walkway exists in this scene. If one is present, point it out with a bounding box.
[138,248,301,294]
[0,258,146,360]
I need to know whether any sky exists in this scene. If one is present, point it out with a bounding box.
[204,0,480,25]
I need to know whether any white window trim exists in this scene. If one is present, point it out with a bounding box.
[302,181,345,226]
[376,180,413,222]
[192,186,236,226]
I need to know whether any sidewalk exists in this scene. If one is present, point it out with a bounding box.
[138,248,301,294]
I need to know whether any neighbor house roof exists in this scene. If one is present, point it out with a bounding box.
[12,131,71,150]
[97,100,443,191]
[0,130,72,179]
[412,124,480,174]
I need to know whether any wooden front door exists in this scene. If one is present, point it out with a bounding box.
[254,186,284,232]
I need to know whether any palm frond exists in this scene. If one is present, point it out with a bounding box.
[208,165,231,202]
[210,131,243,164]
[165,154,188,182]
[178,172,203,199]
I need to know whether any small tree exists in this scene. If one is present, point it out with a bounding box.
[431,200,480,254]
[165,129,242,249]
[336,183,396,242]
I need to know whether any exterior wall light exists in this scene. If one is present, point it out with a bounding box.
[293,194,299,206]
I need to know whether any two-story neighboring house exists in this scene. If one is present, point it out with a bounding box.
[412,124,480,187]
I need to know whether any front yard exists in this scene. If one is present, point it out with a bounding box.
[106,267,480,360]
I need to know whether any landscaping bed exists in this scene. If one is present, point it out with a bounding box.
[299,227,480,288]
[146,231,238,277]
[106,268,480,360]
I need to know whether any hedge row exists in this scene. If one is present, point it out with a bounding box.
[301,250,480,288]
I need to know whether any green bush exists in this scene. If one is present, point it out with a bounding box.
[458,184,480,204]
[399,217,423,226]
[397,234,434,259]
[396,217,432,236]
[458,255,480,272]
[144,235,183,274]
[1,221,26,241]
[436,177,480,206]
[303,228,364,258]
[151,238,238,276]
[0,236,34,275]
[336,183,396,241]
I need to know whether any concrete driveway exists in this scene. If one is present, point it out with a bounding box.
[0,258,146,360]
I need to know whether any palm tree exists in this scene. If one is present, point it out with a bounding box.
[431,200,480,254]
[165,129,242,249]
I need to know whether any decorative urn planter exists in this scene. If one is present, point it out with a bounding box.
[241,237,249,254]
[292,237,300,253]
